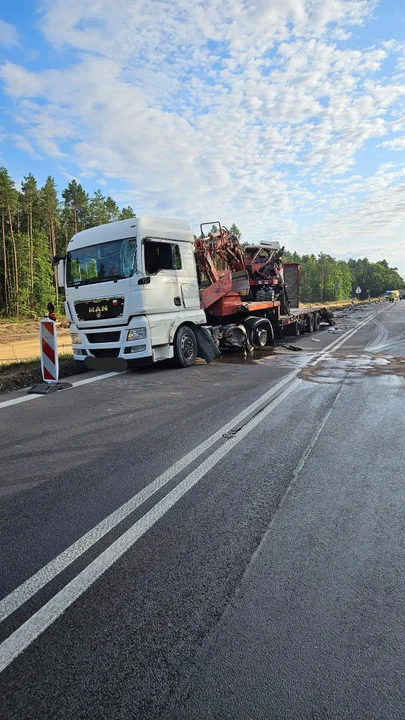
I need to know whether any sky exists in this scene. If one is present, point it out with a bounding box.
[0,0,404,276]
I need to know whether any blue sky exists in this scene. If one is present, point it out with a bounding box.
[0,0,404,275]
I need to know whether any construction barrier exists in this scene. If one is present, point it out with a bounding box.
[28,317,72,395]
[40,319,59,383]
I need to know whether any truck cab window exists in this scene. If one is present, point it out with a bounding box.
[144,241,182,274]
[173,244,182,270]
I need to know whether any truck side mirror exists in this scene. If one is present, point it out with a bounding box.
[57,259,65,289]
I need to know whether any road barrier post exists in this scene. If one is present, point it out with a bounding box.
[28,318,72,395]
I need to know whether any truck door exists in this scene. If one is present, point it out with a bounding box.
[143,238,182,315]
[177,243,201,310]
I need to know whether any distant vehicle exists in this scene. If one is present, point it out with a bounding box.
[399,288,405,300]
[384,290,400,301]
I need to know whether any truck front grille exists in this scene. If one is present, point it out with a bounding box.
[86,332,120,343]
[91,349,120,358]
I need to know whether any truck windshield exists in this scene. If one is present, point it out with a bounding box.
[66,237,137,287]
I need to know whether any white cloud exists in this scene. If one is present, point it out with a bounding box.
[12,134,43,159]
[0,0,404,271]
[0,20,19,47]
[0,63,44,98]
[380,136,405,151]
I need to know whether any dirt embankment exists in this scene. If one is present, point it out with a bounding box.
[0,318,76,394]
[0,318,70,342]
[0,319,72,364]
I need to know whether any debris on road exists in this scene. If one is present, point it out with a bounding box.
[311,338,321,342]
[318,308,336,325]
[280,344,303,351]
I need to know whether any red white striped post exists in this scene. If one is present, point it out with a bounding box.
[40,319,59,384]
[28,315,72,395]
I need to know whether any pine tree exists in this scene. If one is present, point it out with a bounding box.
[40,176,60,307]
[229,223,242,240]
[119,206,136,220]
[21,173,39,302]
[33,231,54,314]
[61,180,89,240]
[0,168,19,314]
[89,189,109,227]
[104,196,120,223]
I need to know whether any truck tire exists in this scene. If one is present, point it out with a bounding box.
[287,321,300,336]
[173,325,197,368]
[306,313,315,333]
[313,312,320,331]
[266,320,275,346]
[243,317,272,348]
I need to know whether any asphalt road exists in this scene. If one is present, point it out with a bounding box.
[0,302,404,719]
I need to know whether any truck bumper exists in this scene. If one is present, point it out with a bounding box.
[70,317,154,364]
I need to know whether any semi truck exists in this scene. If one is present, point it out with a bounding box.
[54,216,325,369]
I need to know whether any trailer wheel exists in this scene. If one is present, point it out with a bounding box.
[243,317,272,348]
[313,312,320,331]
[173,325,197,368]
[266,321,275,346]
[306,313,315,333]
[287,321,300,336]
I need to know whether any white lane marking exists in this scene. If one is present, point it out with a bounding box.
[0,369,300,622]
[0,377,303,673]
[68,371,119,387]
[0,307,386,620]
[0,395,44,410]
[310,306,388,366]
[0,372,120,410]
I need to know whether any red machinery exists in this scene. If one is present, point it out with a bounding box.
[194,222,320,349]
[194,224,290,317]
[194,222,250,317]
[244,243,283,295]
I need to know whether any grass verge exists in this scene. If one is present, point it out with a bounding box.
[0,353,84,395]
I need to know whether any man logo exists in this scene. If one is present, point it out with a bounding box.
[89,304,108,318]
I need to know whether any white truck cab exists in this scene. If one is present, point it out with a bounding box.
[61,217,206,367]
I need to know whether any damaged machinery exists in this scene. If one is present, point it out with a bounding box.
[53,216,331,370]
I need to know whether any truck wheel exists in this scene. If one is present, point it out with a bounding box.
[306,313,315,333]
[287,321,300,336]
[174,325,197,368]
[313,312,320,331]
[243,317,272,348]
[266,321,275,346]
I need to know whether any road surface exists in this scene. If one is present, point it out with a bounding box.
[0,302,404,719]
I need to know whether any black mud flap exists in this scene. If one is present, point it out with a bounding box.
[194,326,222,364]
[84,356,128,372]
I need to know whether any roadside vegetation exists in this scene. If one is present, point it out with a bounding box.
[0,167,403,320]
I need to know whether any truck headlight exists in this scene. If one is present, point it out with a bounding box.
[127,328,146,341]
[71,333,82,344]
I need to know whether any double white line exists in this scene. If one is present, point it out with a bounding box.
[0,305,387,673]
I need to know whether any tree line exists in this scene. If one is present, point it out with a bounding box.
[0,167,134,316]
[283,251,404,303]
[0,166,403,317]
